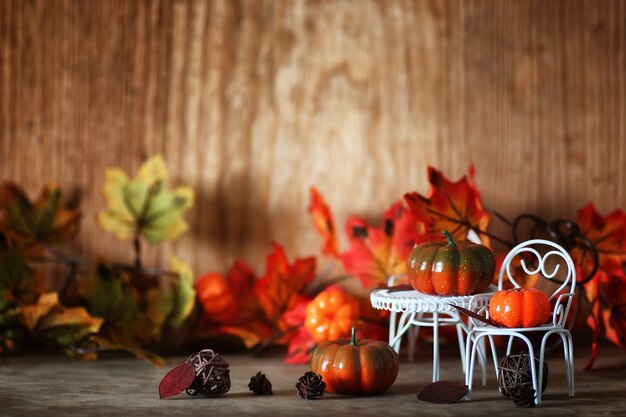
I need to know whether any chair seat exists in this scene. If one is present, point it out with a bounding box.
[472,323,567,333]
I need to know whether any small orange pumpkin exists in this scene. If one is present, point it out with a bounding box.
[305,287,359,342]
[489,288,551,328]
[310,327,399,395]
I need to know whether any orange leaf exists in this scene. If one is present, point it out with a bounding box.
[339,201,426,288]
[0,182,80,247]
[574,203,626,280]
[308,187,339,258]
[196,261,272,348]
[254,243,316,331]
[404,165,490,245]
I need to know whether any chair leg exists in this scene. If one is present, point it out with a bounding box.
[565,331,575,398]
[522,335,539,405]
[465,331,483,399]
[488,335,499,380]
[506,335,514,355]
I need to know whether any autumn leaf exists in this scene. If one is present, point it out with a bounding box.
[97,155,194,245]
[254,243,316,332]
[284,325,317,365]
[162,256,195,329]
[0,182,80,247]
[308,187,339,258]
[404,165,490,245]
[574,203,626,281]
[79,262,161,364]
[18,292,103,356]
[603,278,626,348]
[196,261,272,349]
[159,362,196,399]
[339,201,426,288]
[0,233,43,309]
[417,381,468,404]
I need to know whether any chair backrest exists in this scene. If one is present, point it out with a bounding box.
[498,239,576,327]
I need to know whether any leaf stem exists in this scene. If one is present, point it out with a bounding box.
[133,230,142,269]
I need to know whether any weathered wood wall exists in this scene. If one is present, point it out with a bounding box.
[1,0,625,276]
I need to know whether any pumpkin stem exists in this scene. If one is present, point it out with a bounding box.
[443,230,457,247]
[350,326,357,346]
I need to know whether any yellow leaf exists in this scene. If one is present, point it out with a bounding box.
[20,292,58,330]
[97,155,194,244]
[166,255,196,329]
[137,155,168,185]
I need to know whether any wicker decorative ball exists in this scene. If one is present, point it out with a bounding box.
[497,352,548,398]
[185,349,231,397]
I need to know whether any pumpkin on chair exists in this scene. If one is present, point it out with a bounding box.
[489,288,551,328]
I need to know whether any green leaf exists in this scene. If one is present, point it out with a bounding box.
[0,182,80,247]
[97,155,194,245]
[78,262,163,365]
[0,234,43,309]
[164,256,196,329]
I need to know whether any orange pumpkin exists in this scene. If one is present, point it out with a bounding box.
[195,273,236,323]
[310,327,399,395]
[489,288,551,328]
[406,231,495,296]
[305,287,359,342]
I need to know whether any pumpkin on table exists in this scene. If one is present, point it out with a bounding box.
[489,288,551,328]
[406,230,495,296]
[310,327,399,395]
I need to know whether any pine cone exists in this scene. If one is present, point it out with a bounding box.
[296,371,326,400]
[248,371,273,395]
[511,384,536,407]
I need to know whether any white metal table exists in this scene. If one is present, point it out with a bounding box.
[370,286,495,383]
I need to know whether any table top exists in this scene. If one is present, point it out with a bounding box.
[370,286,497,313]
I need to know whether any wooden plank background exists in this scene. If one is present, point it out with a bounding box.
[1,0,625,277]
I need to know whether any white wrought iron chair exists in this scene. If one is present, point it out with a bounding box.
[464,239,576,405]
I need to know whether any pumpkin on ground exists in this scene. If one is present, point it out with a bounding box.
[305,287,360,342]
[310,327,399,395]
[489,288,551,328]
[406,230,495,296]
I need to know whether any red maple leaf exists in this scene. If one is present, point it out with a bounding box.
[574,203,626,280]
[339,201,427,288]
[404,165,490,245]
[284,325,317,365]
[254,243,316,332]
[308,187,339,258]
[603,277,626,349]
[196,261,273,348]
[583,268,623,370]
[575,204,626,369]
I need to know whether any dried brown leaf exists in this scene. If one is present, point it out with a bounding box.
[416,381,468,404]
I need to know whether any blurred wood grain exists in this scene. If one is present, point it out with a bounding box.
[1,0,625,276]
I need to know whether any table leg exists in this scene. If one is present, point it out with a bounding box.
[388,311,397,353]
[432,311,439,382]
